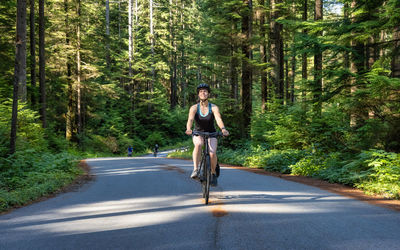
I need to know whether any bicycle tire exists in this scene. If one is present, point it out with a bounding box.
[200,155,206,198]
[204,155,211,204]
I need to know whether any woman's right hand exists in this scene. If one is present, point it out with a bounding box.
[185,129,192,135]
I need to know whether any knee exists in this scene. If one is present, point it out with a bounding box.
[193,144,202,152]
[210,152,216,158]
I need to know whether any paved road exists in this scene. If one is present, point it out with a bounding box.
[1,151,400,250]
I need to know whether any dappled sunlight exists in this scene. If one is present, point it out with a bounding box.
[8,195,205,236]
[95,167,162,176]
[213,190,352,214]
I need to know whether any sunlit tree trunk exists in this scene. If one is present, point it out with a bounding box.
[313,0,323,117]
[29,0,36,107]
[39,0,46,128]
[270,0,283,104]
[301,0,308,105]
[169,0,177,109]
[17,1,28,103]
[290,47,295,104]
[76,0,82,138]
[285,43,289,104]
[392,26,400,78]
[65,0,73,141]
[149,0,155,113]
[129,0,133,82]
[106,0,110,68]
[180,1,187,107]
[10,0,27,155]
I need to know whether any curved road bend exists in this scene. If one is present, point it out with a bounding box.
[1,151,400,250]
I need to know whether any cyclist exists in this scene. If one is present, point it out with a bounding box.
[154,144,159,157]
[127,145,133,157]
[185,83,229,186]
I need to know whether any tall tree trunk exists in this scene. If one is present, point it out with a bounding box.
[10,0,27,155]
[230,23,239,103]
[39,0,46,128]
[106,0,110,68]
[241,0,252,135]
[180,1,186,107]
[313,0,323,117]
[301,0,308,105]
[380,30,386,57]
[290,46,296,104]
[366,37,375,70]
[149,0,155,113]
[343,3,350,72]
[392,26,400,78]
[128,0,134,134]
[76,0,82,138]
[129,0,133,82]
[169,0,177,109]
[350,0,366,127]
[270,0,283,104]
[65,0,73,141]
[29,0,36,107]
[260,0,268,111]
[17,0,28,103]
[285,43,289,104]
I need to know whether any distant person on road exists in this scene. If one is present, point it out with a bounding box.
[127,145,133,157]
[185,83,229,186]
[154,144,159,157]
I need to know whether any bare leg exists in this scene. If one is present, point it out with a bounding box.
[210,152,217,174]
[209,138,218,174]
[192,145,202,170]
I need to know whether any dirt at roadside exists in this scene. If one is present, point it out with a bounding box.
[221,163,400,212]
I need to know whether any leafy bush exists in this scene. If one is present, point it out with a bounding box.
[245,149,306,173]
[290,153,329,177]
[0,150,81,212]
[290,150,400,199]
[0,100,47,153]
[145,131,164,148]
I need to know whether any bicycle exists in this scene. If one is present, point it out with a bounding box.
[192,130,223,205]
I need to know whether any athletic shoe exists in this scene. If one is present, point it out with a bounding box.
[190,169,200,179]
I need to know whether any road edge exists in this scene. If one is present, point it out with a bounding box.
[168,156,400,212]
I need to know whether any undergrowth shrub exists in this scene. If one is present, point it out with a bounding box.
[245,149,306,173]
[0,150,81,212]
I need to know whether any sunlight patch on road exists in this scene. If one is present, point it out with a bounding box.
[217,190,348,214]
[95,167,162,176]
[9,195,205,236]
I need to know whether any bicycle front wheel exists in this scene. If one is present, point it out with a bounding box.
[202,155,211,205]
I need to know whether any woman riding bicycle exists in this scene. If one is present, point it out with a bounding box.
[185,83,229,186]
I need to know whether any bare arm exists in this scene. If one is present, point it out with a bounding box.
[212,105,229,136]
[185,105,197,135]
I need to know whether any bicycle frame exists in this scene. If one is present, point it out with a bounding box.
[192,131,222,204]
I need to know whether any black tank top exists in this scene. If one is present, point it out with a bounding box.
[194,103,216,132]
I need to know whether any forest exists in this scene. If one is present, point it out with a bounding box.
[0,0,399,211]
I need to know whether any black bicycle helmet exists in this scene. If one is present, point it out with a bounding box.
[196,83,210,93]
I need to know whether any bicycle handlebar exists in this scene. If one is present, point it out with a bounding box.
[192,131,223,138]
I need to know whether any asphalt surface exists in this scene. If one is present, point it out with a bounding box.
[1,150,400,250]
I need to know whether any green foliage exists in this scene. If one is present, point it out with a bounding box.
[145,131,164,148]
[245,149,306,174]
[167,139,193,159]
[0,101,47,153]
[0,150,81,212]
[289,150,400,199]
